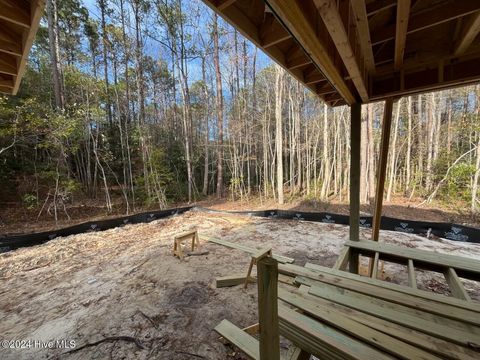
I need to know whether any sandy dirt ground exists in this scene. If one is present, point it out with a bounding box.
[1,209,479,359]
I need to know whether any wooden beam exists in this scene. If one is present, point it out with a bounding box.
[305,71,325,85]
[333,246,350,270]
[366,0,396,16]
[371,99,393,243]
[12,0,45,95]
[370,55,480,100]
[453,11,480,56]
[0,0,31,28]
[303,262,480,313]
[257,257,280,360]
[371,1,480,46]
[349,102,361,274]
[260,14,291,48]
[0,56,17,76]
[351,0,376,73]
[347,240,480,281]
[216,0,238,11]
[407,259,417,289]
[0,25,23,57]
[266,0,356,104]
[444,267,471,301]
[314,0,369,102]
[214,320,260,359]
[394,0,411,70]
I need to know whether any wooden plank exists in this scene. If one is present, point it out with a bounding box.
[0,0,31,28]
[283,285,480,360]
[266,0,356,105]
[407,259,417,289]
[216,274,255,288]
[371,252,380,279]
[371,1,480,45]
[216,0,237,11]
[453,11,480,56]
[333,246,350,270]
[297,275,480,330]
[257,257,280,360]
[304,262,480,313]
[12,0,45,95]
[444,267,472,301]
[350,103,362,248]
[214,319,259,360]
[351,0,376,73]
[371,98,394,244]
[314,0,369,102]
[204,236,294,263]
[346,240,480,281]
[278,273,296,286]
[278,288,442,360]
[366,0,396,16]
[279,303,395,360]
[394,0,411,70]
[307,284,480,347]
[220,322,259,344]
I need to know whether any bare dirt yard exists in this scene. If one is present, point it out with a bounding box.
[1,209,480,359]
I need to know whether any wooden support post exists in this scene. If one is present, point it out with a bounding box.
[444,267,471,301]
[369,98,393,276]
[407,259,417,289]
[349,102,361,274]
[257,257,280,360]
[372,98,394,242]
[371,252,380,279]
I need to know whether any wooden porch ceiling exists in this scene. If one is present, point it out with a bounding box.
[203,0,480,107]
[0,0,45,95]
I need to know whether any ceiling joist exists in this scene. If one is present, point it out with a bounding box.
[453,11,480,57]
[0,0,31,28]
[314,0,369,102]
[372,1,480,46]
[394,0,411,70]
[351,0,375,73]
[266,0,356,104]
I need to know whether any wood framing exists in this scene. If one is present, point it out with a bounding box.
[453,11,480,57]
[257,256,280,360]
[372,99,394,243]
[0,0,45,95]
[201,0,480,106]
[394,0,411,70]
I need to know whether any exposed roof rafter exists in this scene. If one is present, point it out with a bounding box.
[394,0,411,70]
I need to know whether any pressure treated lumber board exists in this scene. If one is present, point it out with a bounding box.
[346,241,480,280]
[293,269,480,326]
[303,262,480,314]
[283,286,480,360]
[279,303,395,360]
[278,288,441,360]
[203,236,294,263]
[214,319,259,360]
[307,284,480,347]
[216,274,255,288]
[444,267,472,301]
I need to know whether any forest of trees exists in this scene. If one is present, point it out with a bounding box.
[0,0,479,222]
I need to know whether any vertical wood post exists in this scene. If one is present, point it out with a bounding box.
[372,98,394,242]
[257,257,280,360]
[349,103,361,273]
[369,98,394,275]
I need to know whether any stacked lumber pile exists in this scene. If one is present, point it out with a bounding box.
[212,240,480,360]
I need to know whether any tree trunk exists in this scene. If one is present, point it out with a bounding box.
[275,65,284,204]
[47,0,64,110]
[213,14,224,198]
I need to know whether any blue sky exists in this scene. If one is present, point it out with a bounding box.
[81,0,272,87]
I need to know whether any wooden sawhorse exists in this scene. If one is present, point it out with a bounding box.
[173,230,200,260]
